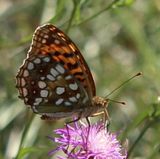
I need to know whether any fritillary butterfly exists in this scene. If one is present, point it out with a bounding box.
[16,24,108,120]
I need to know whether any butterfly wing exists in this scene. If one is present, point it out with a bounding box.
[30,24,96,97]
[16,24,95,118]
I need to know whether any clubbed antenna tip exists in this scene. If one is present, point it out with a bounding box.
[108,99,126,105]
[135,72,142,77]
[120,101,126,105]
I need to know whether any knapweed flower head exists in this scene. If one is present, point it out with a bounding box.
[49,121,127,159]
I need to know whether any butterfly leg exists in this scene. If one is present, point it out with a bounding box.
[92,109,110,127]
[63,123,71,155]
[66,116,81,125]
[104,108,110,128]
[66,117,91,156]
[85,117,91,153]
[104,108,110,121]
[64,115,82,154]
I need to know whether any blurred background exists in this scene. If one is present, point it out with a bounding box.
[0,0,160,158]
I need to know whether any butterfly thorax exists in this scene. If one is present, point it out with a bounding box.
[92,96,108,108]
[79,96,108,118]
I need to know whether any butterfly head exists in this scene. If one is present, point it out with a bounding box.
[92,96,108,109]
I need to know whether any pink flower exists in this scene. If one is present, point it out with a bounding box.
[49,121,127,159]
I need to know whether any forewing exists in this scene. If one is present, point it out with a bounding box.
[29,24,96,97]
[16,24,95,117]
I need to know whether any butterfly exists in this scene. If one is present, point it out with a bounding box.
[16,24,109,121]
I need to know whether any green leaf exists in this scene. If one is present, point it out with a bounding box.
[114,0,135,7]
[17,147,42,159]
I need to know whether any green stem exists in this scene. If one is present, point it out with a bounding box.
[127,115,160,158]
[66,0,78,33]
[14,112,35,159]
[76,0,117,26]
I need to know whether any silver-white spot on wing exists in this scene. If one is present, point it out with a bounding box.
[38,81,47,89]
[27,62,34,70]
[34,58,41,64]
[69,82,78,90]
[76,93,80,99]
[21,78,26,87]
[56,87,65,95]
[42,39,46,44]
[47,74,55,81]
[55,64,65,74]
[65,75,72,80]
[64,101,72,106]
[34,98,43,105]
[40,77,45,80]
[43,57,50,62]
[69,96,78,103]
[24,97,28,102]
[50,68,59,77]
[44,34,49,38]
[55,98,64,105]
[54,39,60,44]
[40,90,49,97]
[23,69,29,77]
[22,88,28,97]
[32,106,38,113]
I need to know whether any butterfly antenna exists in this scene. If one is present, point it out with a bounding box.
[105,72,142,99]
[108,99,126,105]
